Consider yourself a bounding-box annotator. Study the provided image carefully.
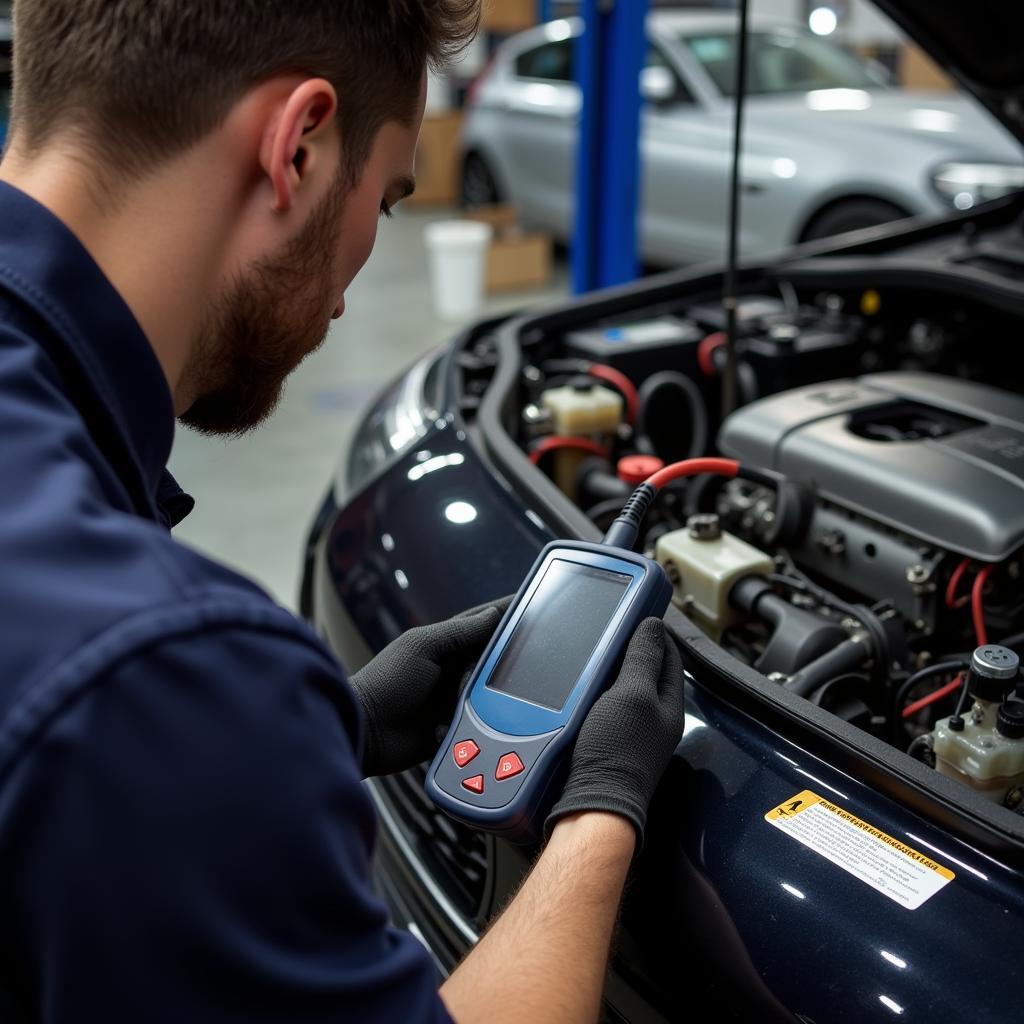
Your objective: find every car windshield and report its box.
[683,29,885,97]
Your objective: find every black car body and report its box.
[301,3,1024,1020]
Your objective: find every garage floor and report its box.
[168,207,567,610]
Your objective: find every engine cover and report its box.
[719,372,1024,560]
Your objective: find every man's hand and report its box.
[350,597,511,777]
[442,619,684,1024]
[545,617,684,843]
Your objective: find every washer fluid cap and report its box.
[617,455,664,486]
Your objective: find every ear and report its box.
[260,78,339,214]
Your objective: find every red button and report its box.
[495,752,525,781]
[453,739,480,768]
[462,775,484,794]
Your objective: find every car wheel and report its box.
[801,198,909,242]
[461,152,503,208]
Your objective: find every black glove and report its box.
[544,617,684,844]
[350,597,512,777]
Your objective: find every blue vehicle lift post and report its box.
[571,0,649,294]
[537,0,555,23]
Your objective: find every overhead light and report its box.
[809,6,838,36]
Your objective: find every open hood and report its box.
[873,0,1024,145]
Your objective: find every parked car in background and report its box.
[302,1,1024,1020]
[460,10,1023,264]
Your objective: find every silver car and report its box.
[460,10,1024,264]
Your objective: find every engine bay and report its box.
[504,266,1024,814]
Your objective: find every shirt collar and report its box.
[0,181,176,520]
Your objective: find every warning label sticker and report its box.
[765,790,955,910]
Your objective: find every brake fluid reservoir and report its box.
[933,646,1024,802]
[655,514,773,638]
[540,380,623,497]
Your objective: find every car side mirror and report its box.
[641,65,677,105]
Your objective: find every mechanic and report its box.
[0,2,685,1022]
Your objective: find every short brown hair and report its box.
[11,0,478,184]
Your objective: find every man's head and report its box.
[7,0,478,434]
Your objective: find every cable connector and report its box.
[602,483,657,551]
[600,458,744,550]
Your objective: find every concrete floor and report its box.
[168,207,567,610]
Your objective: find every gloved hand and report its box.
[545,617,684,844]
[350,597,512,777]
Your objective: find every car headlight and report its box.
[931,162,1024,210]
[340,348,446,500]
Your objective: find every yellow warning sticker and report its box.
[765,790,955,910]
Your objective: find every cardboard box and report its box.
[486,232,553,293]
[901,44,954,91]
[481,0,537,34]
[465,205,553,293]
[406,111,463,207]
[464,204,519,233]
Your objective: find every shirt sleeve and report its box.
[1,622,455,1024]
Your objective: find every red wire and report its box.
[902,674,964,719]
[528,436,609,466]
[698,332,727,377]
[586,363,638,425]
[945,557,971,609]
[645,457,740,492]
[972,564,995,645]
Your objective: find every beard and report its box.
[179,175,347,437]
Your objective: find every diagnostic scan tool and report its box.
[426,540,672,841]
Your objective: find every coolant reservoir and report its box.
[540,380,622,497]
[932,646,1024,802]
[655,514,773,638]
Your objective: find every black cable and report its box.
[784,633,873,697]
[635,371,709,462]
[890,659,969,738]
[722,0,750,418]
[948,670,973,729]
[711,346,759,406]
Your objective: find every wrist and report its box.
[547,810,637,861]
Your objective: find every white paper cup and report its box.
[424,220,493,322]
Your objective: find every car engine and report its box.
[513,284,1024,811]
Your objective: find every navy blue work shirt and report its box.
[0,182,453,1023]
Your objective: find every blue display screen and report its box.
[486,559,631,711]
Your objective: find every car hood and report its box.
[873,0,1024,145]
[739,90,1021,161]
